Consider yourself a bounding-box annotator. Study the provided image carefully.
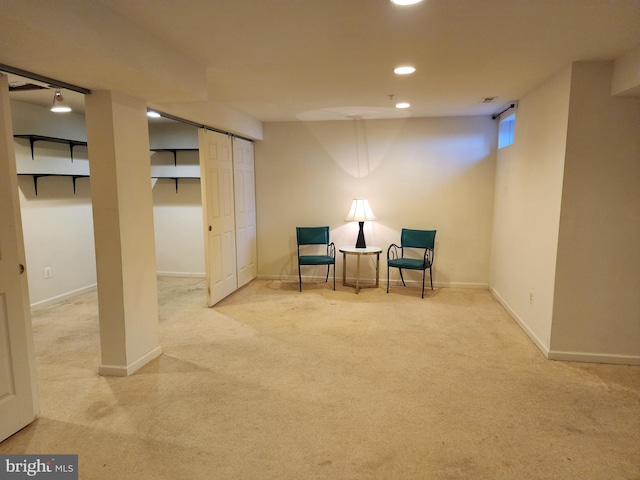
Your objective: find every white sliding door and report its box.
[199,129,237,306]
[233,137,257,288]
[0,74,38,441]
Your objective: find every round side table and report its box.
[339,246,383,293]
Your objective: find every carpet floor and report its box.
[1,277,639,479]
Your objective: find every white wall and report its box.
[489,66,572,353]
[255,116,498,287]
[490,61,640,364]
[148,122,205,277]
[148,121,198,149]
[12,100,96,307]
[152,178,204,276]
[551,62,640,362]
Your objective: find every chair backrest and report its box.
[401,228,436,249]
[296,226,330,246]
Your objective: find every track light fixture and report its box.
[50,88,71,113]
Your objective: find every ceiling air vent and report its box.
[481,97,496,104]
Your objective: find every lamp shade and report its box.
[344,198,377,222]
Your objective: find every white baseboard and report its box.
[99,345,163,377]
[388,280,488,289]
[490,287,640,366]
[257,274,487,289]
[548,350,640,366]
[489,286,551,357]
[157,271,206,278]
[30,283,97,311]
[434,282,488,289]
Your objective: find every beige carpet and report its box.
[1,277,639,479]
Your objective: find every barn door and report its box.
[198,129,237,306]
[233,137,257,288]
[0,74,38,442]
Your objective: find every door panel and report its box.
[233,138,257,288]
[210,234,223,285]
[199,129,237,306]
[0,295,16,402]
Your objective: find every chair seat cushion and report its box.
[299,255,334,265]
[388,258,429,270]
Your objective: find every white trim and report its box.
[257,274,332,282]
[156,271,206,278]
[490,287,640,365]
[30,283,97,310]
[489,286,551,357]
[433,282,488,289]
[388,279,488,289]
[99,345,163,377]
[548,350,640,366]
[258,274,487,289]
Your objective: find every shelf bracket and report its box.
[71,175,89,194]
[31,174,50,196]
[69,142,85,162]
[28,136,36,160]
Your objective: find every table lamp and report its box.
[345,198,377,248]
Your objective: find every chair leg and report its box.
[325,265,330,283]
[399,269,406,286]
[421,270,425,299]
[386,265,390,293]
[298,264,302,292]
[333,263,336,290]
[430,266,434,290]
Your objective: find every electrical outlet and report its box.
[44,267,52,279]
[529,290,534,305]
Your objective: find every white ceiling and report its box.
[2,0,640,123]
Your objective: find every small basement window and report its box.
[498,113,516,148]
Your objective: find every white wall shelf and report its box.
[150,148,200,193]
[18,173,89,196]
[152,176,200,193]
[14,134,87,162]
[150,148,198,166]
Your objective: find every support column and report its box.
[85,91,161,376]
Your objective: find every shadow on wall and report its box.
[301,118,404,178]
[301,118,491,180]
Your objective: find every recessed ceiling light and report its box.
[147,110,161,118]
[395,102,411,109]
[394,66,416,75]
[390,0,423,5]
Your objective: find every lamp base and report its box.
[355,221,367,248]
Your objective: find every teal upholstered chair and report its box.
[387,229,436,299]
[296,226,336,292]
